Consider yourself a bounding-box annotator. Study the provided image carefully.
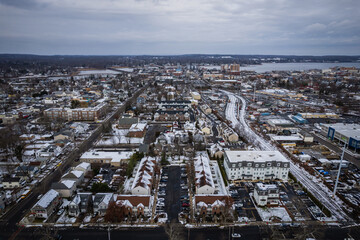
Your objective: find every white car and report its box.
[232,233,241,238]
[157,202,165,207]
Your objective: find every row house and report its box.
[131,157,158,195]
[194,154,215,195]
[218,123,238,143]
[154,110,190,122]
[195,195,232,217]
[116,195,151,217]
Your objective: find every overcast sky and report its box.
[0,0,359,55]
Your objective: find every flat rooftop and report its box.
[225,151,289,163]
[324,123,360,140]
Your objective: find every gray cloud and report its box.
[0,0,359,55]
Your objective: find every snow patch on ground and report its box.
[256,207,292,222]
[56,212,77,224]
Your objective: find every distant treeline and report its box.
[0,54,359,70]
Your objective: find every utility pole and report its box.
[253,83,256,102]
[333,143,346,197]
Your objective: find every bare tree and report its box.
[164,222,185,240]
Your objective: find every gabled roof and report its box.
[34,189,60,209]
[131,157,157,190]
[116,195,150,207]
[194,154,214,189]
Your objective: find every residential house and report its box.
[2,177,24,189]
[131,157,157,195]
[195,195,232,216]
[51,180,76,198]
[61,170,84,186]
[74,162,92,175]
[68,192,92,217]
[36,144,61,162]
[116,195,151,217]
[118,116,139,129]
[253,183,280,207]
[93,193,114,216]
[31,189,61,219]
[194,154,215,195]
[54,130,74,141]
[128,122,147,138]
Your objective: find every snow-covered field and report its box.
[222,90,352,223]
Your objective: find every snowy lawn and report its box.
[56,212,77,224]
[256,207,292,222]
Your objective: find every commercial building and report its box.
[224,151,290,181]
[80,150,133,166]
[322,123,360,150]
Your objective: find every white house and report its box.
[253,183,280,206]
[93,193,114,216]
[31,189,61,219]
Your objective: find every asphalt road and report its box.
[1,224,357,240]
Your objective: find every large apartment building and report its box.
[224,151,289,181]
[44,102,107,121]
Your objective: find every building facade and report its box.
[253,183,280,207]
[224,151,290,181]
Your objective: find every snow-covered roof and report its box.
[34,189,59,209]
[61,180,76,189]
[194,153,215,189]
[70,170,84,178]
[80,151,133,161]
[131,157,157,190]
[129,122,147,132]
[94,193,113,205]
[74,162,91,172]
[225,151,289,163]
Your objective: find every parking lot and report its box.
[155,165,190,223]
[229,182,261,221]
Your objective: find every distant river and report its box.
[241,62,360,73]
